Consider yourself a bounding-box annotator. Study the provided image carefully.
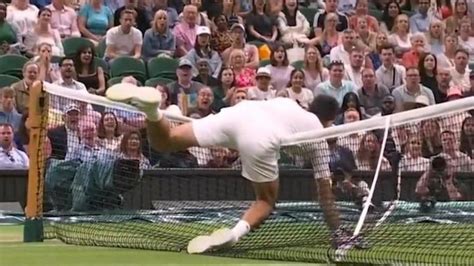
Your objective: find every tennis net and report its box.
[26,81,474,265]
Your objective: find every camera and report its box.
[420,156,451,212]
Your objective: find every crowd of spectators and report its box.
[0,0,472,188]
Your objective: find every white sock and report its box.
[231,220,250,240]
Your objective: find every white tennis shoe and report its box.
[106,83,162,117]
[187,228,238,254]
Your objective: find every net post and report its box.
[24,81,47,242]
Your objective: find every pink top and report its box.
[234,68,256,88]
[47,4,80,38]
[173,22,197,52]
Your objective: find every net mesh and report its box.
[34,82,474,264]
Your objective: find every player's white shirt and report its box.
[192,98,330,182]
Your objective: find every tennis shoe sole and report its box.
[106,84,162,108]
[187,228,237,254]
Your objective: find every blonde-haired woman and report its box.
[425,19,445,55]
[388,14,412,57]
[314,12,340,57]
[24,8,64,57]
[399,133,430,172]
[302,46,328,93]
[444,0,469,35]
[34,43,61,83]
[437,34,459,69]
[229,49,256,88]
[6,0,38,40]
[142,10,176,61]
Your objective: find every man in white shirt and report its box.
[0,123,29,169]
[450,48,470,93]
[247,68,276,100]
[375,44,406,91]
[105,9,143,60]
[53,57,88,109]
[343,48,364,87]
[46,0,81,39]
[329,29,356,66]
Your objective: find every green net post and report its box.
[23,219,44,242]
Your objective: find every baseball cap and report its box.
[256,67,271,78]
[196,26,211,36]
[469,71,474,79]
[415,95,430,106]
[230,23,245,32]
[447,86,463,98]
[383,95,395,103]
[64,103,80,114]
[178,58,193,68]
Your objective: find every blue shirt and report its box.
[315,80,357,106]
[409,12,431,33]
[0,109,22,133]
[142,28,176,61]
[79,4,113,36]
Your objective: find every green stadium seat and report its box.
[299,7,317,24]
[145,77,173,87]
[0,54,28,78]
[292,60,304,69]
[62,37,94,57]
[110,57,147,83]
[96,39,106,58]
[259,59,271,67]
[0,74,21,88]
[147,57,179,79]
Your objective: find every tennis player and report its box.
[106,84,365,253]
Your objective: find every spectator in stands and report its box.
[229,49,256,88]
[313,0,348,34]
[315,60,357,106]
[356,131,392,171]
[357,68,390,117]
[381,95,396,116]
[458,20,474,61]
[335,91,366,124]
[247,67,275,100]
[329,29,356,67]
[445,0,469,35]
[409,0,431,33]
[212,66,234,111]
[230,88,247,106]
[265,43,293,92]
[380,0,401,33]
[173,5,199,56]
[147,0,179,29]
[74,45,106,96]
[0,2,22,55]
[343,48,364,88]
[313,12,340,57]
[437,34,459,69]
[220,0,241,25]
[15,109,51,156]
[46,0,80,39]
[279,69,313,109]
[6,0,39,41]
[221,23,259,69]
[114,0,150,34]
[400,133,430,172]
[156,84,181,114]
[450,48,470,93]
[206,147,234,168]
[167,58,204,111]
[277,0,313,46]
[0,123,29,168]
[118,130,151,169]
[366,32,389,71]
[420,119,443,158]
[48,103,80,160]
[349,0,378,32]
[354,16,377,53]
[210,14,232,54]
[142,9,175,61]
[105,9,143,61]
[54,57,87,94]
[302,46,328,94]
[246,0,277,43]
[192,59,219,87]
[392,67,435,112]
[425,19,445,55]
[439,130,473,172]
[78,0,113,44]
[376,44,406,91]
[0,88,22,132]
[418,53,438,92]
[97,111,122,151]
[430,66,451,103]
[460,116,474,159]
[401,33,426,68]
[388,14,412,57]
[181,0,211,28]
[186,26,222,78]
[187,86,214,118]
[466,71,474,97]
[446,85,464,101]
[11,62,38,114]
[67,121,109,161]
[24,8,64,56]
[34,42,61,83]
[434,0,453,19]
